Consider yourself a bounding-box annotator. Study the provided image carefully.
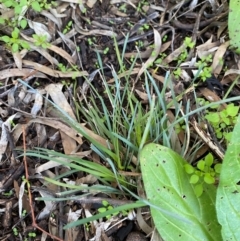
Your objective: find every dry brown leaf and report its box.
[211,41,229,76]
[12,52,22,70]
[135,89,148,101]
[162,45,183,64]
[0,68,47,80]
[65,209,82,241]
[46,83,77,154]
[124,41,171,59]
[28,19,52,41]
[199,87,227,110]
[47,44,75,64]
[86,0,97,8]
[41,10,62,29]
[31,92,43,118]
[45,84,76,119]
[0,114,17,162]
[136,29,162,81]
[224,68,240,75]
[22,60,88,78]
[107,68,140,83]
[19,39,59,66]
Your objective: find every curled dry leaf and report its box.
[41,10,62,30]
[47,44,76,64]
[0,114,17,162]
[136,29,162,81]
[211,41,229,76]
[31,92,43,118]
[86,0,97,8]
[19,37,59,66]
[22,60,88,78]
[12,52,22,70]
[45,83,76,120]
[0,68,47,80]
[28,20,52,42]
[66,209,82,241]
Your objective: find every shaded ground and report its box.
[0,0,237,240]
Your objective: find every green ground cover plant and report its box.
[140,114,240,240]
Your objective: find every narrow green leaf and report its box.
[140,143,222,241]
[216,114,240,240]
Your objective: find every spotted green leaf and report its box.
[140,143,222,241]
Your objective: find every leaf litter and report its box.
[0,0,238,240]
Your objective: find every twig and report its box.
[22,125,64,241]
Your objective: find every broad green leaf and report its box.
[194,184,203,197]
[205,113,220,123]
[226,104,239,117]
[184,163,194,174]
[204,173,215,184]
[205,153,213,166]
[190,174,199,184]
[12,43,19,52]
[31,1,41,12]
[140,143,222,241]
[197,160,205,171]
[216,114,240,240]
[229,1,240,53]
[214,163,222,174]
[20,19,27,29]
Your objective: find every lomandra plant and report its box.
[140,114,240,240]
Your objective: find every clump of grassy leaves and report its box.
[19,36,240,238]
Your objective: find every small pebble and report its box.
[126,231,147,241]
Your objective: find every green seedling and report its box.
[103,47,109,55]
[0,28,30,52]
[119,3,127,13]
[199,66,212,81]
[162,35,168,42]
[155,53,167,64]
[196,55,212,68]
[22,209,27,217]
[63,21,72,34]
[98,200,119,219]
[137,0,149,12]
[28,232,36,238]
[205,103,239,142]
[87,37,95,46]
[183,37,195,49]
[173,68,182,79]
[139,23,150,31]
[2,190,13,196]
[184,153,222,197]
[0,0,53,14]
[13,227,18,236]
[33,34,50,48]
[135,40,144,48]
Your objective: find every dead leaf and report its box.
[136,29,162,81]
[22,60,88,78]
